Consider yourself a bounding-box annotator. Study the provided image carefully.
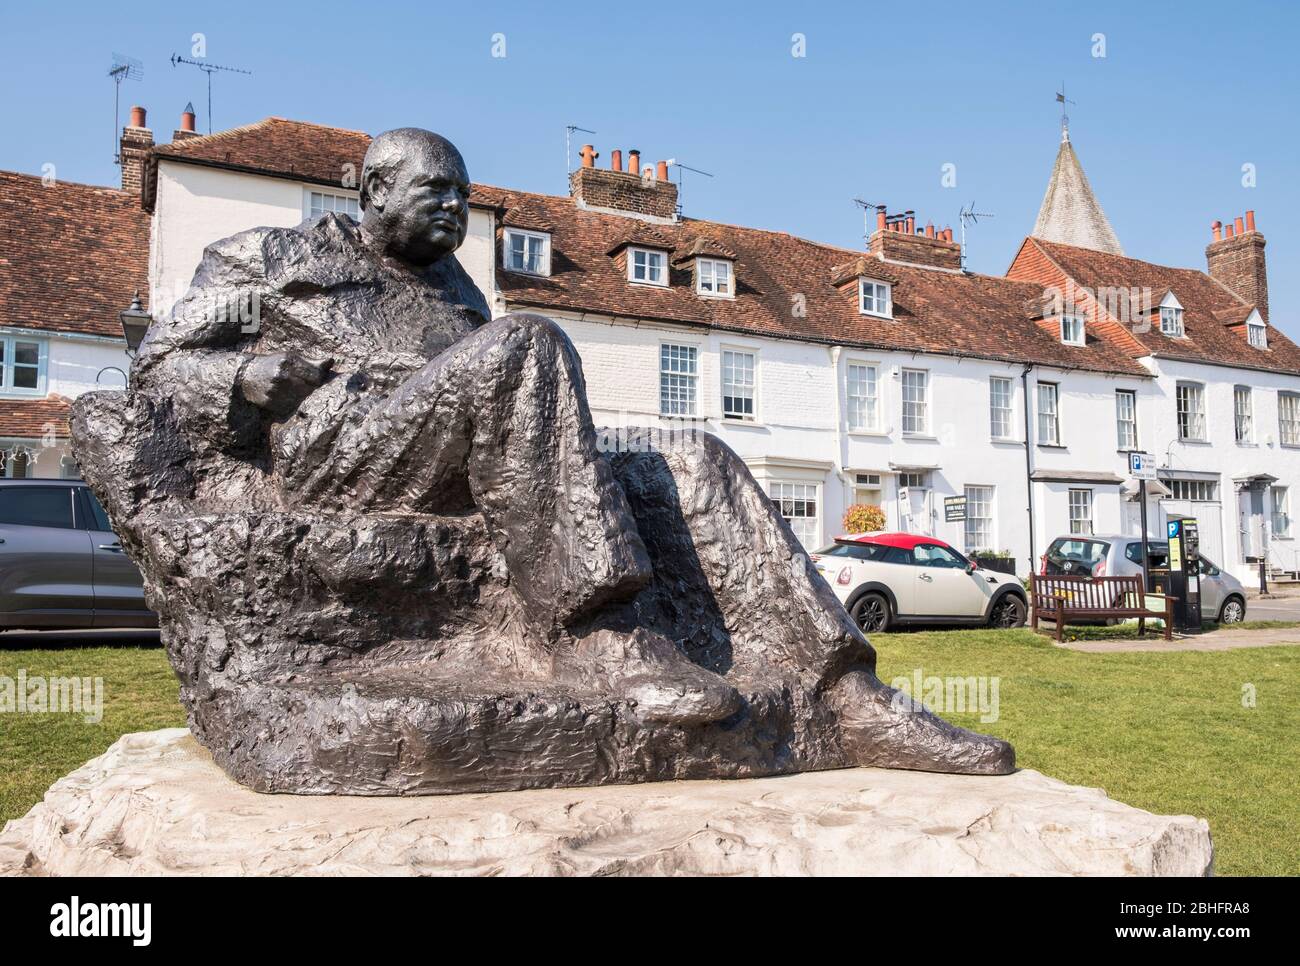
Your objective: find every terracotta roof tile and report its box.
[150,116,512,211]
[492,189,1149,377]
[0,394,71,438]
[0,171,148,339]
[1028,238,1300,374]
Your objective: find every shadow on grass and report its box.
[0,628,160,650]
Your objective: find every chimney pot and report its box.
[627,149,640,177]
[925,222,935,238]
[610,149,622,172]
[1225,223,1234,238]
[875,206,887,231]
[1212,220,1222,242]
[129,105,147,128]
[656,160,669,182]
[579,144,598,168]
[1234,215,1245,236]
[180,106,196,133]
[1246,210,1256,232]
[905,213,915,234]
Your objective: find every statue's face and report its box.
[371,144,470,267]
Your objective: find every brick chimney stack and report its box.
[1207,209,1268,321]
[119,105,153,196]
[569,143,678,220]
[869,207,961,270]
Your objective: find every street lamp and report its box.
[119,290,152,356]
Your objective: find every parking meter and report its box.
[1166,518,1202,634]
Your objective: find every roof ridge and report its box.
[265,116,371,137]
[0,168,134,197]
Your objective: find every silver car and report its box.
[1041,533,1246,623]
[0,479,155,630]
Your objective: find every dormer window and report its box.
[696,258,732,297]
[629,247,668,286]
[503,228,551,276]
[1246,310,1268,349]
[859,278,892,318]
[1060,315,1085,346]
[1158,292,1185,336]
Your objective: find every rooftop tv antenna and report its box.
[852,198,885,242]
[1055,83,1077,142]
[108,53,143,165]
[170,53,253,133]
[959,201,996,271]
[565,124,597,179]
[665,159,713,216]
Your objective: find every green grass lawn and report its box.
[2,632,1296,875]
[873,628,1300,876]
[0,646,185,828]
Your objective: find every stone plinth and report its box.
[0,729,1212,877]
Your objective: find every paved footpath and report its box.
[1062,626,1300,653]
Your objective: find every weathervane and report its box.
[1056,84,1076,142]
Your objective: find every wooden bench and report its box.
[1029,574,1173,642]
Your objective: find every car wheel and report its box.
[1219,596,1246,624]
[990,594,1027,628]
[850,592,891,633]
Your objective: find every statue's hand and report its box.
[240,353,333,417]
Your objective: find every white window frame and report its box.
[696,258,733,298]
[1037,382,1060,446]
[989,376,1014,440]
[1280,392,1300,448]
[305,188,360,221]
[1115,389,1137,450]
[502,228,551,277]
[1234,385,1254,444]
[0,335,49,397]
[858,278,893,319]
[1248,321,1268,349]
[964,485,995,553]
[1176,381,1207,442]
[1273,486,1291,538]
[769,480,820,550]
[720,347,756,421]
[846,361,881,433]
[1060,315,1085,346]
[629,247,668,287]
[901,368,930,435]
[1165,479,1218,502]
[659,343,698,417]
[853,472,884,508]
[1158,293,1185,337]
[1068,488,1094,536]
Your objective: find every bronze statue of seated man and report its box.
[71,128,1014,795]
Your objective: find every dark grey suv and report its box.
[0,479,155,630]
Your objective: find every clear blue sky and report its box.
[5,0,1298,336]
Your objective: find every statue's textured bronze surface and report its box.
[72,128,1014,794]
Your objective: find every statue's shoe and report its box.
[829,668,1016,776]
[563,626,742,726]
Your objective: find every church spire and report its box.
[1032,93,1123,255]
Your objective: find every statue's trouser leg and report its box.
[608,429,1015,775]
[285,313,652,626]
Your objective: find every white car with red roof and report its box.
[811,532,1028,633]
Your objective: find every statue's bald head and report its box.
[359,128,470,267]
